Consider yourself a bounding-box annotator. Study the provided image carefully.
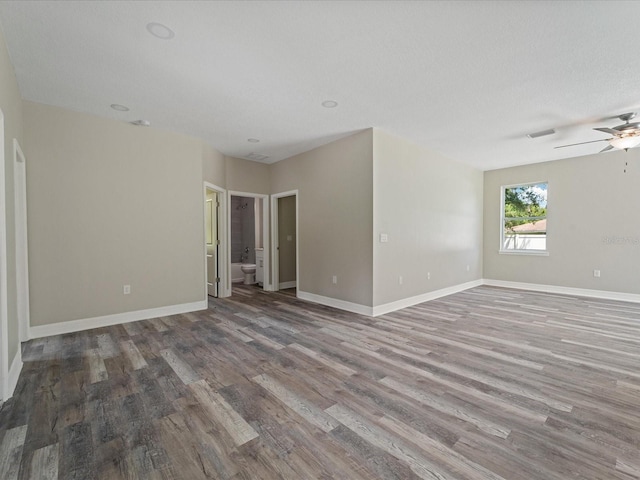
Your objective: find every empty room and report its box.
[0,1,639,479]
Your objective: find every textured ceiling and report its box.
[2,1,640,170]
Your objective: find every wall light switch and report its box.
[380,233,389,243]
[593,269,601,278]
[332,275,337,284]
[123,284,131,295]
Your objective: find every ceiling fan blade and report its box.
[599,144,614,153]
[594,127,621,135]
[554,138,610,149]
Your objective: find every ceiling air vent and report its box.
[246,153,270,162]
[526,128,555,139]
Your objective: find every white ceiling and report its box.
[2,1,640,170]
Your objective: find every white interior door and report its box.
[14,139,29,342]
[206,191,219,297]
[0,110,8,400]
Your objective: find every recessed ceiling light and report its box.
[322,100,338,108]
[146,22,175,40]
[110,104,129,112]
[247,138,260,143]
[130,119,151,127]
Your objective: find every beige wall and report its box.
[372,129,483,306]
[484,150,640,294]
[0,26,23,371]
[23,102,206,326]
[270,130,374,306]
[225,156,270,194]
[277,195,297,284]
[202,143,226,188]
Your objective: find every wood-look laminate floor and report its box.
[1,285,640,479]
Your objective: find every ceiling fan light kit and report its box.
[609,134,640,151]
[555,112,640,153]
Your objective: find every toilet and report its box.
[240,264,256,285]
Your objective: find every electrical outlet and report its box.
[427,272,431,280]
[123,284,131,295]
[466,264,470,272]
[332,275,337,284]
[399,275,403,285]
[593,269,600,278]
[380,233,388,243]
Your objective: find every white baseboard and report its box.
[6,348,22,400]
[297,290,373,316]
[298,280,483,317]
[279,281,297,290]
[482,279,640,304]
[372,280,483,316]
[29,300,208,339]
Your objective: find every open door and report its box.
[206,190,219,297]
[271,191,298,292]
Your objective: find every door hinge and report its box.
[215,277,221,283]
[216,240,221,245]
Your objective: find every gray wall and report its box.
[483,150,640,294]
[23,101,206,326]
[0,25,23,369]
[270,130,374,307]
[373,129,484,306]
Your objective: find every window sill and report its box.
[499,250,549,256]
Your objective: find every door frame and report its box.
[14,139,29,342]
[204,182,229,299]
[0,110,9,400]
[271,190,299,293]
[228,191,271,291]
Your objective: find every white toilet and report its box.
[240,264,256,285]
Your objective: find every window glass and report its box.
[502,182,547,251]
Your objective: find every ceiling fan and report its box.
[555,112,640,153]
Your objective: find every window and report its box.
[501,182,548,253]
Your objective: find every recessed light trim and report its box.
[247,138,260,143]
[110,104,129,112]
[130,119,151,127]
[146,22,175,40]
[322,100,338,108]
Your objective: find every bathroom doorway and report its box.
[271,191,298,292]
[228,191,270,293]
[204,182,228,299]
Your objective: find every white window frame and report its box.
[499,181,549,256]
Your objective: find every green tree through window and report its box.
[502,182,547,251]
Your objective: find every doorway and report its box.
[204,182,228,299]
[271,191,298,292]
[228,191,270,293]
